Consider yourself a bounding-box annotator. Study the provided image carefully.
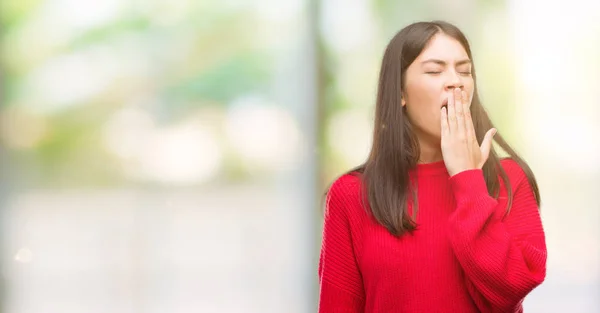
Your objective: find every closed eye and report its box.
[425,71,471,75]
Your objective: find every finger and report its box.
[462,90,475,142]
[441,106,449,138]
[454,88,466,136]
[479,128,497,165]
[464,90,472,109]
[447,90,457,132]
[462,90,470,114]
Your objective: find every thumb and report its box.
[479,128,497,165]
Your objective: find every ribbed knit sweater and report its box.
[318,159,547,313]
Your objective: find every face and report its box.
[402,33,474,140]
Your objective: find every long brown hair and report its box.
[330,20,540,237]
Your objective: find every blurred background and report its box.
[0,0,599,312]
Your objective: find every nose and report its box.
[444,70,464,91]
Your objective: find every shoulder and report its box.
[499,157,533,191]
[327,173,362,204]
[328,173,362,199]
[325,173,365,218]
[500,158,527,178]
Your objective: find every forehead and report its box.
[416,33,469,62]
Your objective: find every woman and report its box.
[318,21,547,313]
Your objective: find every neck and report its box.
[417,133,443,164]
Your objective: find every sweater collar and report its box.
[412,160,449,177]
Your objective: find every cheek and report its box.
[406,102,442,132]
[465,82,475,105]
[404,82,443,127]
[405,81,439,105]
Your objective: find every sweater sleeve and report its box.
[447,165,547,313]
[318,176,365,313]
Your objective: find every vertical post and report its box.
[0,8,7,313]
[272,0,323,310]
[308,0,325,309]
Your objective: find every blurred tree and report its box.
[0,1,275,187]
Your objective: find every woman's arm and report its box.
[447,163,547,313]
[318,177,365,313]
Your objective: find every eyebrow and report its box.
[421,58,472,66]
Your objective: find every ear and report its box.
[401,90,407,107]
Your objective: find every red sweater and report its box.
[318,159,547,313]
